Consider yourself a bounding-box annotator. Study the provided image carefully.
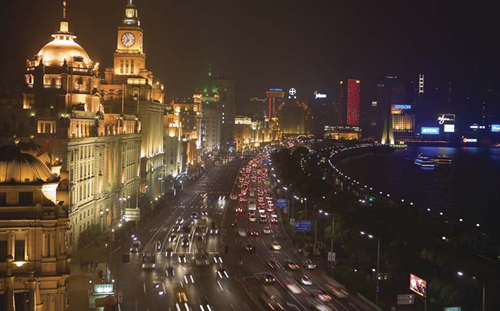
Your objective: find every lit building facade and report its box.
[101,1,166,205]
[0,146,70,311]
[277,91,313,136]
[324,125,361,140]
[0,4,144,250]
[335,79,360,126]
[378,75,405,144]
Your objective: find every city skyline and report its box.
[2,0,500,106]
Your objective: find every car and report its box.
[209,228,218,234]
[165,266,176,277]
[168,234,177,242]
[236,206,243,213]
[191,212,199,219]
[181,238,189,247]
[307,299,333,311]
[217,268,230,279]
[249,214,257,222]
[176,217,184,225]
[285,279,302,294]
[271,213,278,218]
[267,206,274,212]
[270,242,282,250]
[250,229,259,236]
[315,290,332,302]
[238,229,247,237]
[304,259,317,270]
[263,227,272,234]
[130,241,141,252]
[245,243,255,252]
[178,254,187,264]
[262,273,276,284]
[201,211,208,216]
[230,194,238,200]
[267,260,278,269]
[260,216,267,223]
[270,218,278,224]
[286,260,299,270]
[259,207,266,214]
[165,247,174,258]
[298,274,313,286]
[172,225,181,232]
[327,285,348,298]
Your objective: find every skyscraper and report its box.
[377,75,405,144]
[335,79,361,126]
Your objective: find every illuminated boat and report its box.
[414,154,435,168]
[432,155,452,166]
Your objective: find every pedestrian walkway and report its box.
[68,244,109,311]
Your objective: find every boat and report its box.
[414,154,435,168]
[432,155,452,166]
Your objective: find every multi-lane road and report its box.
[111,155,374,311]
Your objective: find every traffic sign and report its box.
[276,199,287,209]
[327,252,336,262]
[375,286,380,293]
[397,294,415,305]
[294,220,311,232]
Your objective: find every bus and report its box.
[142,253,156,269]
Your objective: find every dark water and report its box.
[336,146,500,236]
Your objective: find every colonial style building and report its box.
[100,1,166,204]
[0,3,142,250]
[0,145,70,311]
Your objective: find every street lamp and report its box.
[319,210,335,273]
[360,231,381,306]
[457,271,485,311]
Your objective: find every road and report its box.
[111,154,374,311]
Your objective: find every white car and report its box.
[286,279,302,294]
[304,259,316,269]
[238,229,247,237]
[298,274,313,286]
[249,214,257,222]
[263,227,272,234]
[270,242,281,250]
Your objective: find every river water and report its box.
[336,146,500,236]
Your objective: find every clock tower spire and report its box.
[113,0,145,76]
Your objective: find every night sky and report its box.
[1,0,500,111]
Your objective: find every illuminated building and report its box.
[0,3,143,249]
[335,79,360,126]
[0,146,70,311]
[216,78,236,149]
[377,75,405,144]
[310,91,333,137]
[201,65,221,152]
[324,125,361,140]
[169,96,203,172]
[163,110,182,177]
[265,89,285,119]
[391,105,415,133]
[101,0,166,206]
[277,89,313,136]
[234,117,252,152]
[247,97,267,118]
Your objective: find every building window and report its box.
[0,193,6,206]
[131,59,134,73]
[18,192,33,206]
[0,240,7,262]
[15,240,25,261]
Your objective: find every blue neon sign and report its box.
[421,127,440,135]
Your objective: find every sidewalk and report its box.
[68,244,109,311]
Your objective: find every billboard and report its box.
[421,127,440,135]
[314,92,327,99]
[437,114,455,125]
[409,274,427,298]
[491,124,500,132]
[444,124,455,133]
[394,104,412,110]
[463,138,477,143]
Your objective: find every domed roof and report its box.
[37,35,92,68]
[0,146,56,184]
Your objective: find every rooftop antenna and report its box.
[62,1,67,20]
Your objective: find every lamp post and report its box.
[360,231,381,306]
[457,271,485,311]
[319,210,335,272]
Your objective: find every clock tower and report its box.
[114,0,145,76]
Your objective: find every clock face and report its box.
[121,32,135,47]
